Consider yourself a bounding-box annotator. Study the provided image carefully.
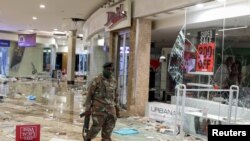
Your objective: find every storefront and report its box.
[183,0,250,101]
[146,0,250,138]
[83,0,220,116]
[83,0,132,109]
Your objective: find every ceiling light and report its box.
[217,0,226,3]
[196,4,204,8]
[78,34,84,38]
[187,33,191,35]
[40,4,45,8]
[54,28,58,31]
[97,38,104,46]
[32,17,37,20]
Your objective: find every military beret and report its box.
[103,62,113,68]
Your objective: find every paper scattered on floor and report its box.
[113,128,139,135]
[27,95,36,100]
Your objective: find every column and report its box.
[67,30,77,84]
[128,18,152,116]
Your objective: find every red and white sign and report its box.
[16,124,40,141]
[195,42,215,72]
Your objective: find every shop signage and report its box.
[105,4,127,28]
[195,30,215,72]
[16,124,40,141]
[105,0,131,31]
[0,39,10,47]
[18,33,36,47]
[148,102,176,123]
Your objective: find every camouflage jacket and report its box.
[85,74,119,115]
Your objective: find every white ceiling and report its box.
[0,0,107,36]
[1,0,249,47]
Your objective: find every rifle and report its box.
[80,112,90,140]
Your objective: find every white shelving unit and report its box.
[187,71,214,99]
[174,84,239,140]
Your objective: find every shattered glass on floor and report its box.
[0,79,203,141]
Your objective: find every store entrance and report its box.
[43,48,51,72]
[117,32,130,108]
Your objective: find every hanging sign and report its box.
[18,33,36,47]
[0,39,10,47]
[16,124,40,141]
[196,42,215,72]
[195,30,216,73]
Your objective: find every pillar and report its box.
[67,30,77,84]
[128,18,152,116]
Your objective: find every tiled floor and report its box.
[0,80,200,141]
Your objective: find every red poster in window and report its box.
[16,124,40,141]
[195,42,215,72]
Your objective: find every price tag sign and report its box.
[16,124,40,141]
[195,42,215,72]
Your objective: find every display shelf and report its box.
[185,111,226,122]
[187,83,213,88]
[175,84,240,140]
[187,71,213,75]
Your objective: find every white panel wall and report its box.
[83,8,106,40]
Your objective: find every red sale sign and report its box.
[16,124,40,141]
[195,42,215,72]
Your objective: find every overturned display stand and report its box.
[174,84,244,140]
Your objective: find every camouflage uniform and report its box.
[84,74,119,141]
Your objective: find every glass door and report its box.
[43,48,51,72]
[77,54,88,75]
[0,48,9,76]
[117,32,130,108]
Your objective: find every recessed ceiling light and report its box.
[54,28,58,31]
[78,34,84,37]
[40,4,46,8]
[196,4,204,8]
[217,0,226,2]
[32,16,37,20]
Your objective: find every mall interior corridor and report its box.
[0,78,199,141]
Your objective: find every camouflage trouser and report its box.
[85,112,117,141]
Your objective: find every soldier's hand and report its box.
[85,111,91,116]
[116,111,121,118]
[115,106,121,118]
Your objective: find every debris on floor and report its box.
[56,132,67,135]
[113,128,139,135]
[0,80,203,141]
[27,95,36,100]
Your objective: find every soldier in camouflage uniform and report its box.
[84,62,120,141]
